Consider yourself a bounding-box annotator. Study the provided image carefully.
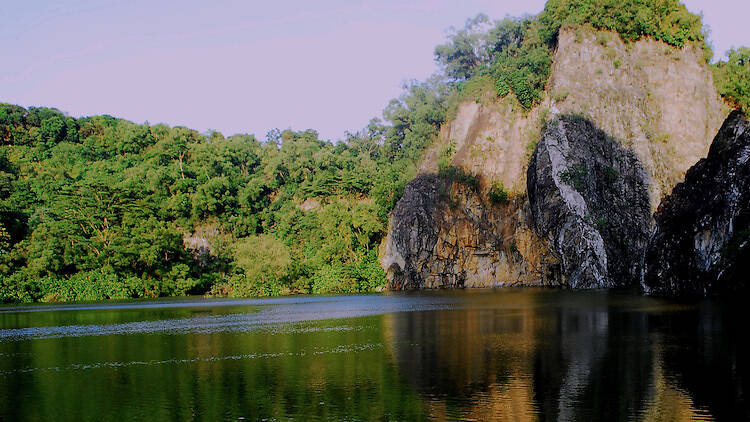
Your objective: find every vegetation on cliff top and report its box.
[1,0,748,302]
[436,0,712,110]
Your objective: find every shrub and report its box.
[713,48,750,112]
[488,181,510,204]
[559,164,589,191]
[439,166,480,191]
[538,0,706,49]
[225,234,292,296]
[437,140,456,172]
[490,43,553,109]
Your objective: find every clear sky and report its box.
[1,0,748,141]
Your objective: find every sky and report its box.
[1,0,748,142]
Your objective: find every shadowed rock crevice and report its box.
[645,111,750,296]
[527,115,651,288]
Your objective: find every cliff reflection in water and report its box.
[382,290,747,421]
[0,291,746,421]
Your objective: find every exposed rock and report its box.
[381,26,728,290]
[297,197,321,212]
[421,98,538,194]
[548,28,729,211]
[383,174,559,290]
[183,225,219,266]
[419,26,729,210]
[644,111,750,296]
[527,116,651,288]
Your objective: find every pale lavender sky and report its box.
[1,0,747,141]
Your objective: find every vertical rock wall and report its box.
[645,111,750,295]
[383,175,559,289]
[527,116,651,288]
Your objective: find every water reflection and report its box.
[383,290,748,421]
[0,291,747,421]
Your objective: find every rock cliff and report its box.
[384,174,559,289]
[381,26,729,290]
[644,111,750,295]
[528,116,651,288]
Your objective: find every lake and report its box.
[0,289,747,421]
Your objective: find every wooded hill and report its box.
[1,0,748,302]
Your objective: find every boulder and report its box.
[645,111,750,295]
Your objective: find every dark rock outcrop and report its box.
[527,115,651,288]
[645,111,750,296]
[383,174,559,290]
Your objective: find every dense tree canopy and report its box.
[0,78,451,302]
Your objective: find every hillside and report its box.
[0,82,448,302]
[1,0,749,302]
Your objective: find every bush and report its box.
[538,0,706,49]
[230,234,292,294]
[309,249,387,294]
[488,181,510,204]
[439,166,480,191]
[437,140,456,172]
[713,48,750,112]
[559,164,589,191]
[210,273,285,298]
[490,43,553,109]
[44,269,133,302]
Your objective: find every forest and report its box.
[1,0,748,302]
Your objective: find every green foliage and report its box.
[222,235,292,296]
[437,140,456,172]
[538,0,706,49]
[435,15,525,81]
[713,48,750,112]
[490,43,553,109]
[488,181,510,204]
[436,15,551,110]
[559,164,589,191]
[435,0,711,111]
[0,0,726,302]
[439,166,480,191]
[0,68,447,302]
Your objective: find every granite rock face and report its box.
[645,111,750,296]
[527,116,651,288]
[381,27,728,291]
[383,175,559,290]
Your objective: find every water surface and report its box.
[0,290,746,421]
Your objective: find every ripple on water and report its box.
[0,294,459,341]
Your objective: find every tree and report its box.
[713,48,750,112]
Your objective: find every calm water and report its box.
[0,290,747,421]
